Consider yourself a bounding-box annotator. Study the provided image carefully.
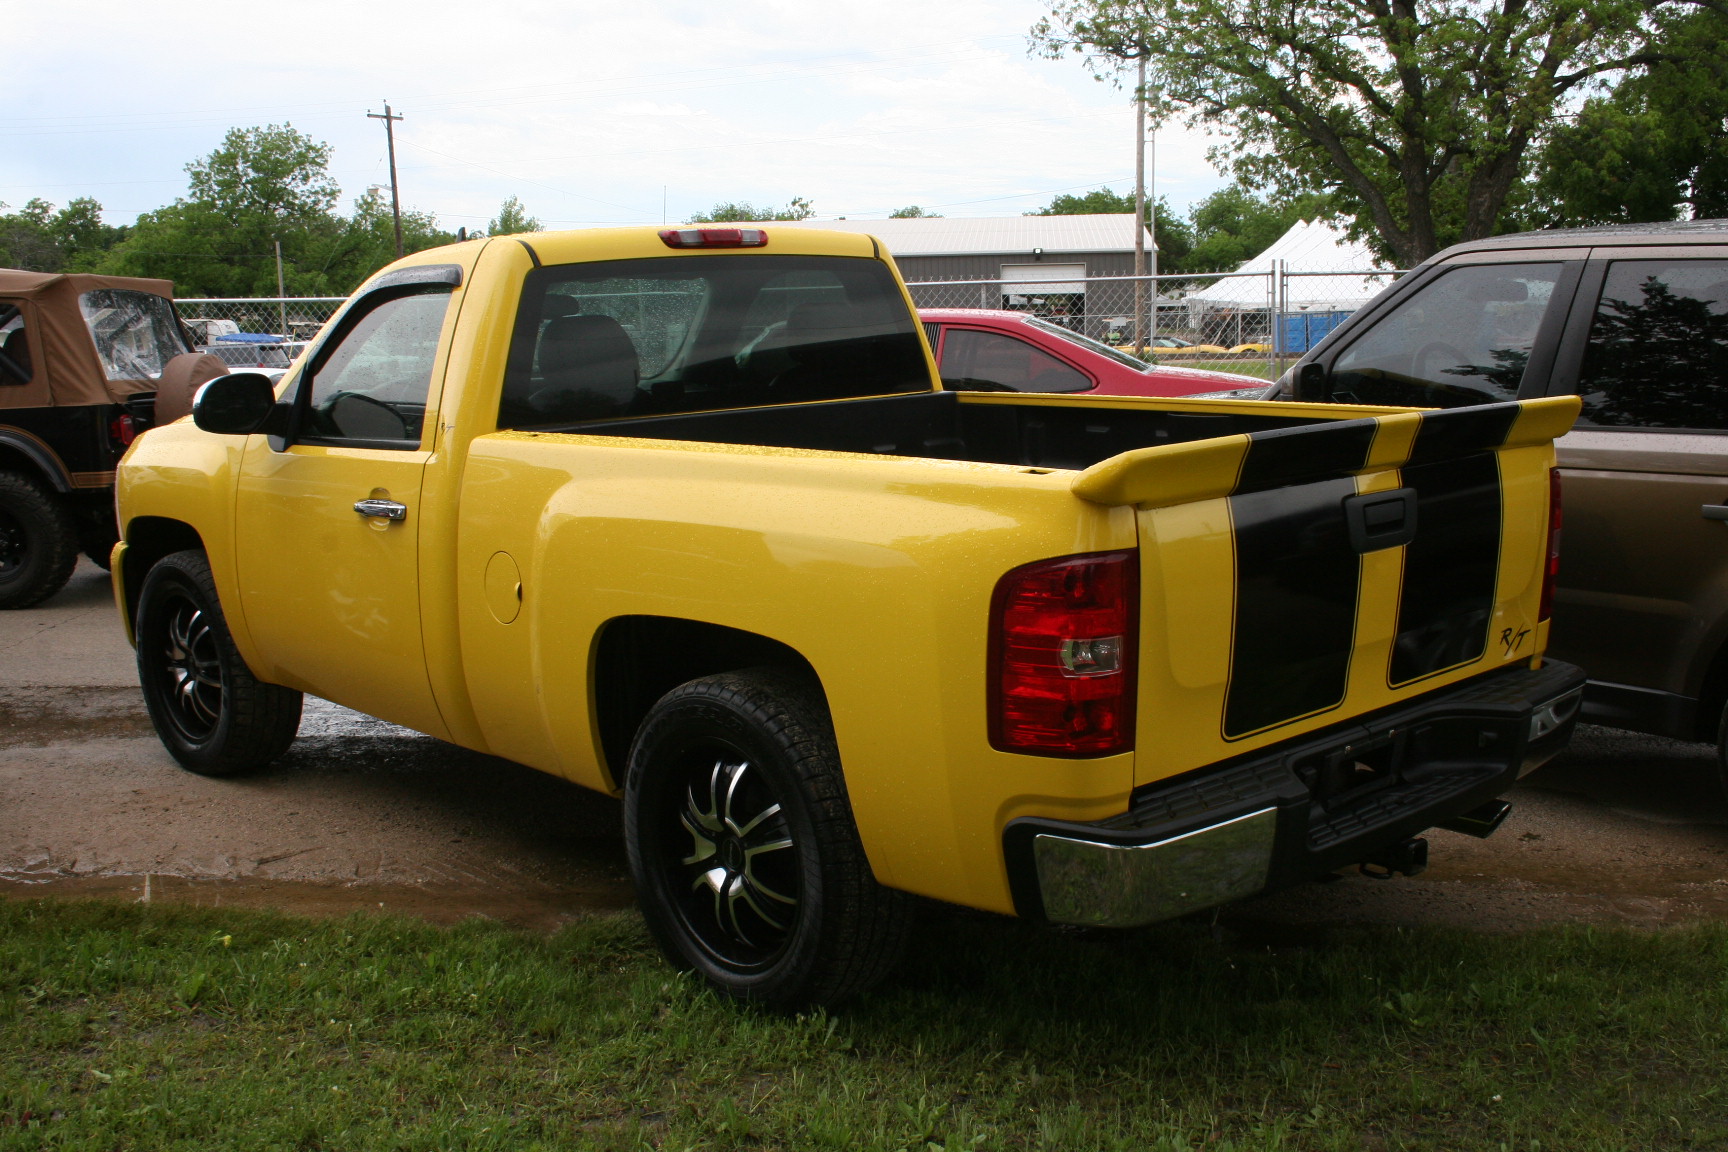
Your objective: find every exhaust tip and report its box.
[1437,799,1513,840]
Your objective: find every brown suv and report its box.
[1275,220,1728,781]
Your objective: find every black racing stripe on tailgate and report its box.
[1404,403,1519,466]
[1224,476,1362,739]
[1389,449,1503,686]
[1233,418,1377,495]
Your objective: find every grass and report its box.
[3,900,1727,1150]
[1156,358,1285,381]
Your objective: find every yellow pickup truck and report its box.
[114,225,1584,1006]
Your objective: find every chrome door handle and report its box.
[353,498,407,521]
[1703,505,1728,522]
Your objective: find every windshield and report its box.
[500,254,928,427]
[1025,316,1150,371]
[79,289,187,381]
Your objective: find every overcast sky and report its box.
[4,0,1234,231]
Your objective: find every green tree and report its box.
[888,205,942,218]
[98,125,453,296]
[304,189,457,294]
[1031,1,1716,266]
[487,196,543,235]
[0,197,126,272]
[689,196,815,222]
[1029,186,1195,272]
[1182,185,1335,271]
[1533,6,1728,223]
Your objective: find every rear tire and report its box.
[135,549,302,776]
[0,470,79,609]
[1715,701,1728,809]
[79,517,120,571]
[623,669,911,1008]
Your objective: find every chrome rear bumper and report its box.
[1005,660,1586,927]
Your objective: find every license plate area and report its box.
[1296,732,1405,811]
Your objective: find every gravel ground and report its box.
[4,559,1727,931]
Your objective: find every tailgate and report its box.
[1071,397,1580,788]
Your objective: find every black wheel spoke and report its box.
[656,749,801,969]
[152,593,225,743]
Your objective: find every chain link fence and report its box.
[176,264,1406,380]
[176,297,346,346]
[907,264,1407,379]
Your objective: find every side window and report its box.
[1327,263,1564,408]
[0,302,29,385]
[1576,259,1728,430]
[302,287,452,445]
[939,328,1092,393]
[78,290,187,382]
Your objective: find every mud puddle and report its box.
[6,686,1728,932]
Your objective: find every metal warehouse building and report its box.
[775,213,1152,296]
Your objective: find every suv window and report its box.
[1325,263,1564,408]
[940,328,1092,393]
[1576,259,1728,429]
[0,302,29,385]
[303,287,453,445]
[78,290,188,382]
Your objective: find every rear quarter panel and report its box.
[453,433,1140,914]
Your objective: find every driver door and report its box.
[231,279,457,738]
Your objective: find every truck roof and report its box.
[1434,218,1728,261]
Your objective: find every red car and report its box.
[919,308,1268,399]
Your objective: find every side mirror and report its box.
[1294,361,1330,401]
[192,372,282,436]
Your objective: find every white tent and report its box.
[1184,219,1397,311]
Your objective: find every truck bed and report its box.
[558,390,1331,472]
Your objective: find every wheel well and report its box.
[120,517,204,627]
[1689,641,1728,744]
[593,615,822,785]
[0,442,66,493]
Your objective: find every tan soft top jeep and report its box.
[0,269,224,607]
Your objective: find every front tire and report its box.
[623,669,911,1008]
[0,470,78,609]
[135,549,302,776]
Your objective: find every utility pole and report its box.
[1132,56,1148,353]
[274,239,287,337]
[367,102,405,258]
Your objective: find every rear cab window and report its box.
[1575,259,1728,429]
[1321,263,1567,408]
[499,254,929,428]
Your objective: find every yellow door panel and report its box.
[233,441,447,739]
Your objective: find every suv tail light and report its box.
[988,550,1138,757]
[1539,468,1562,621]
[658,227,769,249]
[109,413,137,447]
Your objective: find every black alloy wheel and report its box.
[665,748,801,972]
[154,588,224,745]
[624,669,911,1008]
[135,549,303,776]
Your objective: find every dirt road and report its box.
[4,559,1727,931]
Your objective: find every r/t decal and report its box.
[1500,626,1531,656]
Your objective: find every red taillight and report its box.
[658,227,769,249]
[988,550,1138,757]
[109,414,137,447]
[1539,468,1562,621]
